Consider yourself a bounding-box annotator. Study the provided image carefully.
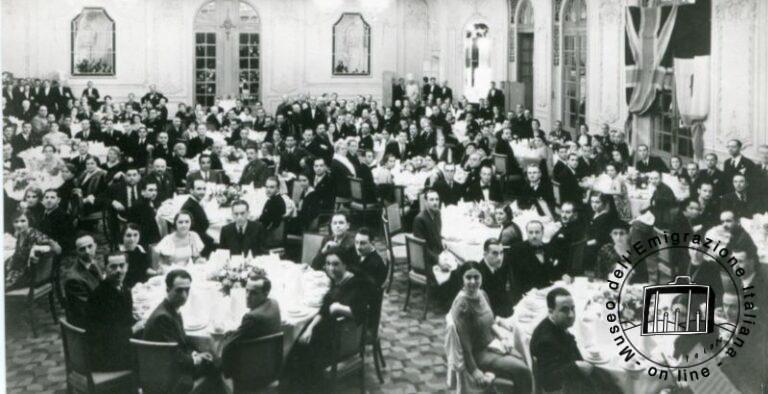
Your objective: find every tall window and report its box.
[653,88,694,158]
[195,32,217,107]
[561,0,587,132]
[193,0,260,106]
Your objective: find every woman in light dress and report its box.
[156,211,205,266]
[36,144,66,176]
[592,162,632,222]
[41,122,69,149]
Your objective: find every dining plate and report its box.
[185,322,207,331]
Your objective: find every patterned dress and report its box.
[5,228,55,290]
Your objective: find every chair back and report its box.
[349,177,364,202]
[265,220,285,248]
[130,338,182,394]
[226,333,284,392]
[32,254,54,288]
[301,233,325,265]
[60,319,90,378]
[393,185,406,208]
[551,180,561,205]
[405,235,428,275]
[493,153,508,176]
[384,203,402,235]
[333,316,365,362]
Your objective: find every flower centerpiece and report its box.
[214,184,243,208]
[10,169,32,192]
[213,263,267,296]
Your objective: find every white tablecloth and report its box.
[509,277,673,393]
[132,256,329,357]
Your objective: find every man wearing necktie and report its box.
[186,154,225,190]
[62,235,103,327]
[219,200,265,256]
[720,173,760,219]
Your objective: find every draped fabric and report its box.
[624,2,679,115]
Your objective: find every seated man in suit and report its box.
[144,158,176,203]
[412,188,445,270]
[239,144,271,188]
[220,272,282,377]
[351,227,388,288]
[583,193,618,274]
[720,173,761,219]
[695,181,721,231]
[698,153,728,198]
[62,234,103,328]
[554,152,583,207]
[464,164,503,203]
[478,238,514,317]
[311,212,356,270]
[39,188,75,254]
[181,179,215,257]
[126,180,162,248]
[258,177,286,233]
[219,199,264,256]
[85,253,144,372]
[511,221,562,298]
[648,170,677,229]
[432,163,463,206]
[518,163,556,215]
[144,269,218,393]
[310,157,335,212]
[531,288,599,393]
[633,144,669,174]
[548,201,586,275]
[186,153,227,190]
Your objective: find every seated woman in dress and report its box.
[5,211,62,291]
[37,144,65,176]
[41,122,69,149]
[19,187,45,227]
[121,223,159,289]
[595,220,630,280]
[155,211,205,266]
[592,162,631,222]
[282,249,369,393]
[669,155,685,178]
[428,134,455,164]
[448,262,531,392]
[494,208,523,248]
[57,163,79,217]
[77,156,107,219]
[101,146,127,186]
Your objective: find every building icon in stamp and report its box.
[641,276,715,336]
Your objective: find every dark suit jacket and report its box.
[518,181,556,214]
[143,299,196,392]
[412,210,443,267]
[238,159,272,188]
[187,136,214,158]
[510,242,560,296]
[85,282,135,372]
[39,207,75,252]
[74,129,103,143]
[10,133,38,155]
[219,220,265,256]
[310,232,356,270]
[330,159,354,199]
[220,299,282,377]
[125,199,161,247]
[186,170,227,188]
[279,147,308,175]
[350,250,388,288]
[258,194,286,231]
[310,173,335,211]
[62,260,102,328]
[464,179,504,203]
[432,175,464,206]
[697,168,728,197]
[487,88,505,110]
[384,141,413,161]
[720,191,760,219]
[577,156,600,178]
[723,156,757,191]
[478,259,514,317]
[553,162,582,205]
[634,155,669,173]
[530,317,584,392]
[145,171,175,203]
[81,87,100,108]
[168,155,190,188]
[4,156,25,171]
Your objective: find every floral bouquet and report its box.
[224,146,245,163]
[467,201,499,227]
[213,264,267,296]
[620,284,645,326]
[214,184,243,208]
[10,169,32,192]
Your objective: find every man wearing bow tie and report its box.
[219,200,265,256]
[464,165,503,203]
[511,221,561,296]
[519,163,556,215]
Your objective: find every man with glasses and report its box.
[85,253,143,372]
[62,234,103,327]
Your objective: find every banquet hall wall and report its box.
[3,0,768,158]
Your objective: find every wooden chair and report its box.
[382,204,408,293]
[349,177,381,228]
[301,233,325,265]
[6,254,57,337]
[385,202,408,246]
[392,185,407,209]
[325,316,367,394]
[403,235,435,320]
[130,338,204,394]
[60,319,136,394]
[223,332,284,393]
[365,286,387,383]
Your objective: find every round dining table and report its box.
[132,255,330,359]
